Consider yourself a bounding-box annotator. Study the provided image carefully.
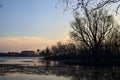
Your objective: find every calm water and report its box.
[0,57,120,80]
[0,73,70,80]
[0,57,61,66]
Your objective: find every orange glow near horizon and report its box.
[0,36,69,52]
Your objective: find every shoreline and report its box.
[44,55,120,67]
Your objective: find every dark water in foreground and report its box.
[0,57,120,80]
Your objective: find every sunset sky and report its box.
[0,0,73,52]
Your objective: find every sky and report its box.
[0,0,120,53]
[0,0,73,52]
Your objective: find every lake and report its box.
[0,57,120,80]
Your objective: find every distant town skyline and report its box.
[0,0,72,52]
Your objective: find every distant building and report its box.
[21,50,36,56]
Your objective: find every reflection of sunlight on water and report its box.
[0,73,70,80]
[0,57,39,66]
[0,57,62,66]
[0,59,37,66]
[0,57,71,80]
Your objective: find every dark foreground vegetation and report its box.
[44,53,120,66]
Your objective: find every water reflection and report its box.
[37,59,63,67]
[0,73,69,80]
[0,57,63,66]
[0,58,120,80]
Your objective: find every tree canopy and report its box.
[57,0,120,12]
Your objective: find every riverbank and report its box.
[44,53,120,66]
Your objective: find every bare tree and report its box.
[70,9,117,54]
[51,45,58,55]
[57,0,120,13]
[106,27,120,53]
[56,0,120,54]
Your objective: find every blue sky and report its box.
[0,0,73,52]
[0,0,72,37]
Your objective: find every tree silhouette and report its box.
[70,9,119,54]
[57,0,120,12]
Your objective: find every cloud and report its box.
[0,35,69,52]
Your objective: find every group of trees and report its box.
[69,0,120,55]
[70,9,120,54]
[39,0,120,59]
[39,42,77,57]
